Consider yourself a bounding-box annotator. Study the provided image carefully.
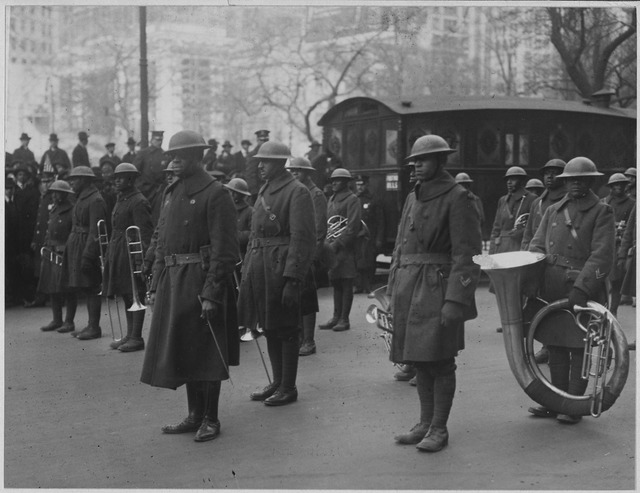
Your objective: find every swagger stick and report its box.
[198,296,233,386]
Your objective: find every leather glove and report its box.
[80,257,93,275]
[568,287,589,309]
[441,301,465,329]
[200,299,218,321]
[281,279,300,308]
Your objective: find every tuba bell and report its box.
[474,251,629,417]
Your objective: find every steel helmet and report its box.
[48,180,74,193]
[455,172,473,183]
[525,178,544,190]
[406,135,455,161]
[113,163,140,176]
[254,141,291,160]
[286,156,315,171]
[624,167,637,178]
[223,178,251,196]
[540,159,566,172]
[504,166,528,178]
[607,173,630,185]
[556,157,603,178]
[68,166,96,179]
[166,130,211,153]
[330,168,352,180]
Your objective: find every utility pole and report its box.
[139,6,149,148]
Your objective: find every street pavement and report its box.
[4,285,637,490]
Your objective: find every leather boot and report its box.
[299,314,316,356]
[251,335,282,400]
[119,309,145,352]
[111,308,132,350]
[77,294,102,340]
[194,381,222,442]
[333,280,353,331]
[265,336,299,406]
[162,382,204,434]
[319,282,342,330]
[40,295,63,331]
[416,426,449,452]
[250,382,279,401]
[395,422,430,445]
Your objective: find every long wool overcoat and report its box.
[387,170,482,363]
[102,188,154,296]
[62,184,108,289]
[489,188,536,254]
[238,170,315,333]
[38,200,73,294]
[529,191,615,347]
[140,167,240,389]
[521,186,566,250]
[326,188,361,279]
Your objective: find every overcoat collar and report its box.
[330,188,353,203]
[508,187,527,202]
[539,186,566,203]
[51,201,73,215]
[605,194,632,206]
[415,169,457,202]
[78,184,100,201]
[261,169,295,195]
[235,200,249,212]
[557,190,601,212]
[181,166,214,196]
[116,187,142,201]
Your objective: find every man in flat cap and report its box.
[122,137,138,164]
[40,133,71,174]
[100,142,121,168]
[72,131,91,168]
[133,130,167,226]
[245,129,270,202]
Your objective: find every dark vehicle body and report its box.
[317,95,636,251]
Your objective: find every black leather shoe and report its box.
[119,337,145,352]
[528,406,557,418]
[557,414,582,425]
[40,320,63,332]
[332,320,350,332]
[110,336,130,350]
[416,426,449,452]
[395,422,430,445]
[318,317,339,330]
[194,418,221,442]
[250,382,279,401]
[76,326,102,340]
[162,416,203,434]
[57,322,75,334]
[264,388,298,406]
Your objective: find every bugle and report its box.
[125,226,147,311]
[474,251,629,417]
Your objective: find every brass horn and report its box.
[97,219,124,341]
[326,215,348,241]
[125,226,147,312]
[474,251,629,417]
[512,213,530,232]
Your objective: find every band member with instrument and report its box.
[223,178,253,260]
[354,174,384,294]
[38,180,78,333]
[102,163,154,352]
[61,166,108,339]
[318,168,361,332]
[527,157,615,424]
[389,135,481,453]
[287,156,327,356]
[601,173,634,316]
[141,131,239,442]
[238,142,315,406]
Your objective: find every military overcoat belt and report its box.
[164,253,202,266]
[250,236,290,248]
[72,226,90,233]
[544,254,585,271]
[398,253,452,266]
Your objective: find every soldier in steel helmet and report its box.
[286,156,327,356]
[527,157,615,425]
[454,172,485,230]
[38,180,78,333]
[318,168,361,333]
[389,134,481,453]
[140,130,239,443]
[601,173,634,316]
[61,166,108,339]
[525,178,545,197]
[624,167,636,199]
[238,141,315,406]
[245,129,270,202]
[223,177,253,259]
[102,163,154,352]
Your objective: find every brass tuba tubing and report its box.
[125,226,146,312]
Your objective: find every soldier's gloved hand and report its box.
[281,279,300,308]
[568,288,589,310]
[440,301,464,329]
[147,292,156,306]
[80,257,93,275]
[200,299,218,321]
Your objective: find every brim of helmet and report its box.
[556,171,604,178]
[48,188,75,193]
[330,176,353,181]
[113,171,140,176]
[254,153,291,160]
[286,166,316,171]
[223,184,251,196]
[539,165,566,172]
[68,173,98,179]
[405,149,456,161]
[608,180,630,185]
[165,143,211,154]
[456,179,473,183]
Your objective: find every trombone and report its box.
[97,219,124,342]
[125,226,147,312]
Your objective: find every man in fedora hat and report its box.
[61,166,108,340]
[122,137,138,164]
[133,130,166,226]
[72,131,91,168]
[202,139,219,171]
[245,129,270,201]
[40,133,71,174]
[13,133,36,167]
[100,142,122,168]
[234,139,252,177]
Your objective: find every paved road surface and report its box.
[4,286,636,489]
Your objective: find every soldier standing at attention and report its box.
[390,135,481,452]
[245,129,270,203]
[133,130,166,226]
[354,174,385,294]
